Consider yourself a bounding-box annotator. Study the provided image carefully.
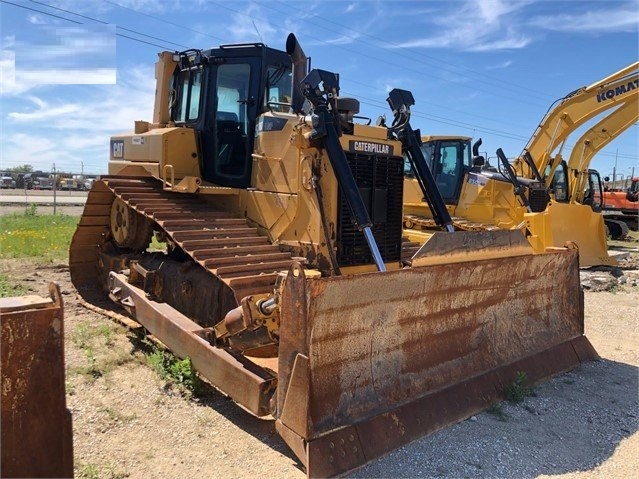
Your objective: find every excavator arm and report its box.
[514,61,639,183]
[568,98,639,203]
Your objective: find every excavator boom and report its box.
[567,99,638,202]
[515,61,639,182]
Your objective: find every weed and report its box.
[506,371,532,403]
[98,323,114,346]
[76,462,129,479]
[72,323,92,349]
[146,344,202,397]
[82,348,103,379]
[487,402,509,421]
[25,203,37,216]
[77,463,100,479]
[0,273,27,297]
[102,406,136,423]
[65,381,76,396]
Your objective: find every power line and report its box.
[4,0,637,161]
[210,0,553,109]
[102,0,229,46]
[266,0,553,101]
[28,0,191,49]
[1,0,178,50]
[1,0,81,24]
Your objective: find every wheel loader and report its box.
[403,61,639,267]
[69,34,596,477]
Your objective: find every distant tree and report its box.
[8,164,33,173]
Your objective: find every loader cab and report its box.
[414,136,472,203]
[171,44,292,188]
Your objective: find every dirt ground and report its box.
[1,210,638,478]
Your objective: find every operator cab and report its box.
[583,169,604,212]
[405,136,472,204]
[171,44,293,188]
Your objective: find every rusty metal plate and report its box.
[276,248,595,477]
[1,283,73,478]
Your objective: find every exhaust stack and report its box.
[286,33,308,114]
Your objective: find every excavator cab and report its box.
[170,44,293,188]
[583,169,604,212]
[546,160,570,202]
[405,136,471,204]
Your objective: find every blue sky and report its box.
[1,0,637,180]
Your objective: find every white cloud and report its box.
[226,4,277,44]
[529,5,639,33]
[27,14,47,25]
[2,63,155,172]
[389,0,533,52]
[0,41,37,96]
[484,60,514,70]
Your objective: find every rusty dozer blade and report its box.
[275,245,596,477]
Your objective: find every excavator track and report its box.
[403,213,502,232]
[70,176,296,306]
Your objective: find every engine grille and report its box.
[337,152,404,266]
[529,184,551,213]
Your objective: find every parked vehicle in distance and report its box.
[0,176,16,189]
[60,178,81,191]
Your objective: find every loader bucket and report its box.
[275,244,596,477]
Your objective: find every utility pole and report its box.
[52,163,57,215]
[612,149,618,186]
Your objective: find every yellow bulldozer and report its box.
[70,34,596,477]
[403,61,639,267]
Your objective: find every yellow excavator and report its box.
[403,61,639,266]
[69,34,595,477]
[561,98,638,237]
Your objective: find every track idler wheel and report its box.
[110,198,152,251]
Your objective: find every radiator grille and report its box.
[337,153,404,266]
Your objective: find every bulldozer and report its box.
[69,34,596,477]
[403,61,639,267]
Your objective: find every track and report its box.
[403,213,502,231]
[69,176,296,305]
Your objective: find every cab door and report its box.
[199,58,262,188]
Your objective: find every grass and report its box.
[145,341,202,397]
[506,371,532,403]
[487,402,509,422]
[76,462,128,479]
[70,322,133,380]
[0,272,28,297]
[0,212,78,261]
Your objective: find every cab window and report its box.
[547,161,569,201]
[173,67,202,123]
[264,65,292,112]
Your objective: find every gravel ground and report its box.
[1,225,637,479]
